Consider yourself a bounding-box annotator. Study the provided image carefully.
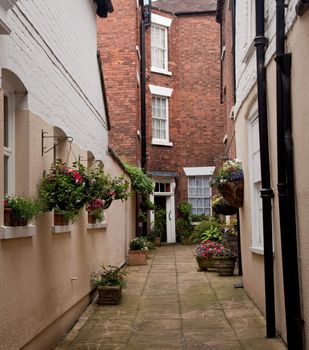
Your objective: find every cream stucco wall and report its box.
[287,9,309,347]
[235,8,309,346]
[0,110,136,350]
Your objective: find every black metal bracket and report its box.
[41,130,73,157]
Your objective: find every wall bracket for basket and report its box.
[41,130,73,156]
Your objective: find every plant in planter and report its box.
[211,159,244,208]
[91,265,127,305]
[221,219,239,255]
[87,198,105,224]
[128,237,148,265]
[195,240,237,275]
[39,161,88,224]
[212,195,238,216]
[152,208,166,246]
[176,202,194,244]
[189,217,222,244]
[3,195,41,226]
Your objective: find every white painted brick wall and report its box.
[235,0,298,115]
[0,0,108,163]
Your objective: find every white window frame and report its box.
[187,175,212,216]
[248,109,263,253]
[150,85,173,147]
[3,92,15,195]
[151,14,172,76]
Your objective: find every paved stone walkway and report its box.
[56,245,287,350]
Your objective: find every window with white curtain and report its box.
[188,176,212,215]
[151,24,167,71]
[3,93,15,195]
[249,115,263,250]
[152,96,168,142]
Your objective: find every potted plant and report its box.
[176,202,194,244]
[91,265,126,305]
[128,237,148,265]
[221,219,238,256]
[194,240,237,275]
[3,195,41,226]
[87,198,105,224]
[190,217,222,244]
[211,159,244,208]
[153,208,166,246]
[39,161,88,224]
[212,195,238,216]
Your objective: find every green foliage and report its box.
[223,219,238,236]
[190,217,222,244]
[89,208,104,222]
[140,197,155,211]
[39,161,88,222]
[176,202,193,243]
[4,195,41,221]
[124,163,154,195]
[91,265,127,288]
[191,214,209,222]
[129,237,148,250]
[153,208,166,237]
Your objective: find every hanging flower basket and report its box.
[212,195,238,215]
[218,180,244,208]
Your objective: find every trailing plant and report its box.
[211,159,243,188]
[91,265,127,288]
[4,195,41,221]
[123,163,154,196]
[39,161,88,222]
[87,198,105,222]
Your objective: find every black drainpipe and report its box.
[140,0,151,170]
[275,1,304,348]
[254,0,276,338]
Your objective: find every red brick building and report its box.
[98,0,225,242]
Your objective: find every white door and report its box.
[166,195,176,243]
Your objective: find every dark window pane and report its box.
[4,96,9,148]
[4,155,8,194]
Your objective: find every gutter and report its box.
[97,51,111,131]
[254,0,276,338]
[275,1,304,348]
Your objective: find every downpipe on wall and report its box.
[275,1,304,348]
[254,0,276,338]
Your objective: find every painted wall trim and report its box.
[151,13,173,27]
[149,84,173,97]
[183,166,215,176]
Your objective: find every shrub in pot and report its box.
[3,195,41,226]
[91,265,126,305]
[128,237,148,265]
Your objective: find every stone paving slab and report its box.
[55,245,287,350]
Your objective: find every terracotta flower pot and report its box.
[54,213,69,226]
[127,250,147,266]
[4,208,28,226]
[97,285,122,305]
[88,213,97,224]
[154,237,161,247]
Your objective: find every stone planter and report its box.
[217,257,237,276]
[4,208,28,226]
[221,234,238,256]
[97,285,122,305]
[195,256,220,271]
[154,237,161,247]
[54,213,69,226]
[128,250,147,266]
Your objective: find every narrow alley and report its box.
[56,246,286,350]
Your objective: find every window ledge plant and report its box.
[3,195,41,226]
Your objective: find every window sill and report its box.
[52,225,71,234]
[152,139,173,147]
[250,246,264,255]
[0,225,36,240]
[150,67,172,76]
[87,222,107,230]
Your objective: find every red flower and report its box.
[3,200,9,208]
